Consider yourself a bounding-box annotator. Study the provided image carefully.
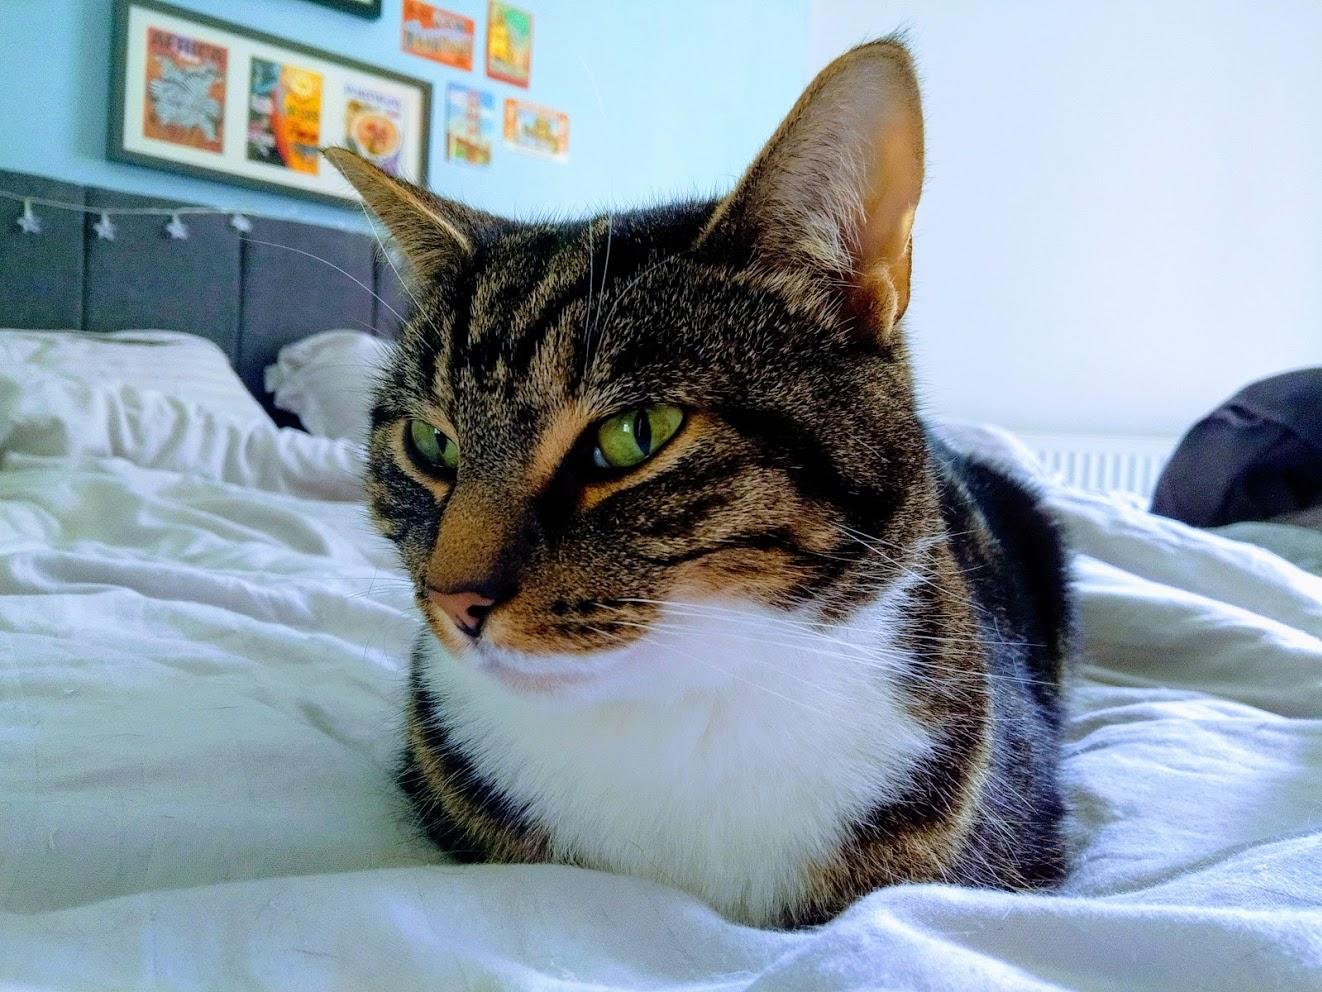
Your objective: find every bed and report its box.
[2,168,1320,991]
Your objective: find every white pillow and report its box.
[264,330,390,441]
[0,329,271,429]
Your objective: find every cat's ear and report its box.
[700,38,924,332]
[324,148,489,284]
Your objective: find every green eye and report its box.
[593,403,684,470]
[407,419,459,471]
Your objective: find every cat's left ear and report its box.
[700,38,924,336]
[325,148,495,285]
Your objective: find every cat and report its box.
[326,36,1074,930]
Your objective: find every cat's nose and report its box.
[429,589,497,638]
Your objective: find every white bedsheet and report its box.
[1,422,1319,990]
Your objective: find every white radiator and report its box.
[1012,432,1179,503]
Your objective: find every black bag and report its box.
[1151,368,1322,527]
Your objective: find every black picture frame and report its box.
[298,0,383,20]
[108,0,430,207]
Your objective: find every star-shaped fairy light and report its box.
[165,213,189,240]
[16,199,41,234]
[229,213,252,233]
[93,213,116,241]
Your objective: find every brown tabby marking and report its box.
[405,699,551,862]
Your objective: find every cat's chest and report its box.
[422,599,933,925]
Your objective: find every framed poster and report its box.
[109,0,431,206]
[298,0,383,20]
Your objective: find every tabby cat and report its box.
[326,37,1073,930]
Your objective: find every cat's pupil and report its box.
[634,409,652,455]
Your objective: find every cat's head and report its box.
[328,40,929,695]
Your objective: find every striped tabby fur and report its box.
[327,37,1073,929]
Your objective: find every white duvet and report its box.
[1,392,1320,990]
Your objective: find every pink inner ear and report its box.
[855,130,922,324]
[857,119,923,274]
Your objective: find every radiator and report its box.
[1012,432,1179,503]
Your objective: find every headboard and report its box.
[0,169,409,413]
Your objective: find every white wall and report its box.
[810,0,1322,435]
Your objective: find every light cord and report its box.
[1,187,256,239]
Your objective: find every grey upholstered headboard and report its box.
[0,169,409,415]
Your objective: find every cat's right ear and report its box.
[698,38,925,337]
[325,148,486,284]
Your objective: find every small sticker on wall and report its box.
[446,84,495,166]
[503,98,568,163]
[486,1,532,88]
[143,28,228,153]
[401,1,475,71]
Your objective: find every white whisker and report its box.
[357,198,423,315]
[239,236,410,327]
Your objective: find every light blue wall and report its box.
[0,0,809,228]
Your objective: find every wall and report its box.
[0,0,809,227]
[811,0,1322,435]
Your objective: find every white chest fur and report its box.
[421,589,932,926]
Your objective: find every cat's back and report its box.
[926,431,1073,679]
[925,429,1075,886]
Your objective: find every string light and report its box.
[1,188,256,240]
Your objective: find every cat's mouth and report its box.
[465,640,630,695]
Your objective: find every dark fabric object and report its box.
[0,171,85,329]
[1151,368,1322,527]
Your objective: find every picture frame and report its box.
[108,0,430,207]
[298,0,383,20]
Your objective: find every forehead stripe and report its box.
[446,234,661,398]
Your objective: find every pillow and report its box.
[264,330,390,441]
[0,329,271,429]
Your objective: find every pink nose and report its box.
[429,589,497,637]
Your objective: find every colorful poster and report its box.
[345,83,406,175]
[445,84,494,166]
[502,98,568,163]
[485,1,532,88]
[247,58,323,174]
[142,27,227,153]
[402,1,474,70]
